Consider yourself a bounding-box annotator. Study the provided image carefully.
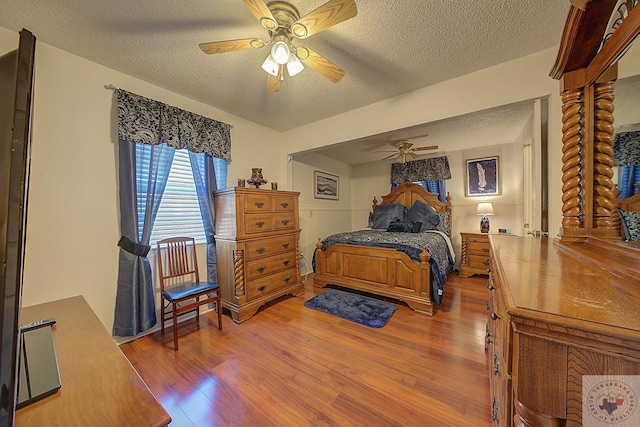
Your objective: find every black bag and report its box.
[386,220,422,233]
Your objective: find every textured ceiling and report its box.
[0,0,571,135]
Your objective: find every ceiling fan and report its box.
[377,139,439,163]
[199,0,357,93]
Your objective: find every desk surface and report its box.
[15,296,171,427]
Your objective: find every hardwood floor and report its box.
[120,273,492,426]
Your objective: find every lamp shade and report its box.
[477,202,494,216]
[271,41,290,64]
[286,55,304,77]
[261,55,279,76]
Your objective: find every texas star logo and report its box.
[587,380,637,424]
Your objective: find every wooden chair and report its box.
[156,237,222,351]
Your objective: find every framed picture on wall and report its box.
[465,156,500,196]
[314,170,339,200]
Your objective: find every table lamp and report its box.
[477,202,494,233]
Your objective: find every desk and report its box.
[16,296,171,427]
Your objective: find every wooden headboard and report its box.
[372,182,452,235]
[615,184,640,212]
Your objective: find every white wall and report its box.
[281,48,564,239]
[0,27,281,335]
[291,152,352,264]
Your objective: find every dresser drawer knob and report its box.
[490,312,500,321]
[283,260,290,266]
[483,258,490,266]
[258,285,266,292]
[282,243,289,249]
[257,266,265,273]
[256,247,265,254]
[493,353,501,375]
[482,248,489,253]
[485,333,493,344]
[256,221,265,228]
[491,396,499,422]
[254,201,264,208]
[283,276,291,283]
[487,280,495,291]
[281,219,289,225]
[281,202,288,208]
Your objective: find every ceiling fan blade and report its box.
[381,154,397,160]
[266,67,283,93]
[297,47,345,83]
[291,0,357,39]
[413,145,439,151]
[243,0,278,31]
[199,38,265,54]
[409,152,419,159]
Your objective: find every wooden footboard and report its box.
[313,240,433,315]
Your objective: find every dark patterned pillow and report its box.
[372,203,407,229]
[434,211,451,236]
[406,200,440,231]
[619,209,640,241]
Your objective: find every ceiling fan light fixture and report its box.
[261,54,280,76]
[271,40,290,64]
[286,55,304,77]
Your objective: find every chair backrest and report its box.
[156,237,200,291]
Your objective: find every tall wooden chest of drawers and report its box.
[459,232,490,277]
[213,187,304,323]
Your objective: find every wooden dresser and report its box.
[16,296,170,427]
[213,187,304,323]
[459,232,490,277]
[487,235,640,426]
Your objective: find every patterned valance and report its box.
[614,131,640,166]
[116,89,232,161]
[390,156,451,185]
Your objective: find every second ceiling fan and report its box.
[199,0,357,92]
[378,139,439,164]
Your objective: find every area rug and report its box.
[304,289,398,328]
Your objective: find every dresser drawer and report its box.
[243,193,273,213]
[468,240,490,255]
[468,254,490,270]
[245,235,296,260]
[243,213,274,234]
[247,267,298,300]
[274,195,295,212]
[246,252,297,280]
[274,212,296,231]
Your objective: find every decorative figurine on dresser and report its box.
[213,186,303,322]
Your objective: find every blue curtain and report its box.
[114,88,231,336]
[421,180,447,203]
[113,141,175,336]
[618,165,640,198]
[189,151,218,283]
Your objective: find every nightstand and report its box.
[459,232,490,277]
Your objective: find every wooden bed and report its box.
[313,182,453,315]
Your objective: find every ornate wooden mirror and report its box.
[551,0,640,248]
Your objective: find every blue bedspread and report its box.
[315,229,454,304]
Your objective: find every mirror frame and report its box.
[551,0,640,242]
